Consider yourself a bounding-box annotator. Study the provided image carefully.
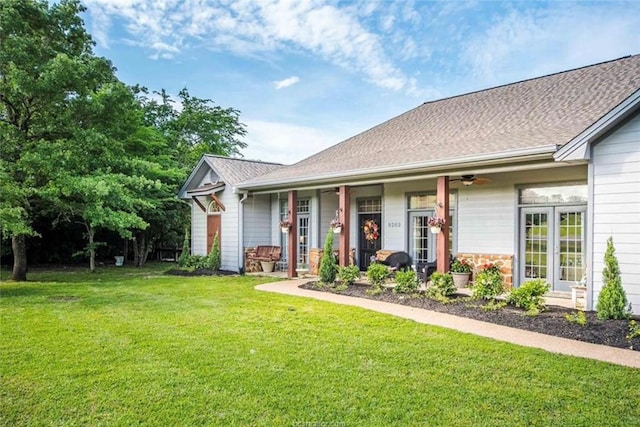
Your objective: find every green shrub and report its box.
[565,311,587,326]
[183,255,210,270]
[367,262,389,289]
[394,269,419,294]
[178,228,190,267]
[596,237,630,320]
[507,278,550,315]
[481,300,507,311]
[207,231,221,271]
[427,272,455,300]
[472,263,504,300]
[319,230,337,285]
[337,264,361,286]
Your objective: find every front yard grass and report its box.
[1,265,639,426]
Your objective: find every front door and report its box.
[520,207,585,292]
[207,215,221,254]
[358,213,382,270]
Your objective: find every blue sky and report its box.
[81,0,640,165]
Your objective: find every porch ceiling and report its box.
[245,154,572,195]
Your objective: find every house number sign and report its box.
[387,222,401,228]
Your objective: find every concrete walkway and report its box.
[255,280,640,369]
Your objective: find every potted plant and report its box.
[427,216,446,234]
[280,219,292,233]
[296,262,309,277]
[450,257,472,288]
[330,218,343,233]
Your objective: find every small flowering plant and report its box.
[427,216,446,227]
[481,263,501,274]
[472,262,504,299]
[450,258,472,274]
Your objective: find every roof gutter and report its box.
[240,145,558,191]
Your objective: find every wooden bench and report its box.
[249,246,282,263]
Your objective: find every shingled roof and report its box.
[202,155,283,187]
[241,54,640,189]
[178,155,282,199]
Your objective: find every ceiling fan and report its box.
[321,187,361,194]
[450,175,492,186]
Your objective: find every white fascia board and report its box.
[240,145,557,192]
[177,155,209,199]
[554,89,640,162]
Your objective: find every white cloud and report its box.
[242,119,349,165]
[82,0,414,93]
[463,4,640,87]
[274,76,300,90]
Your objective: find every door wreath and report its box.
[363,219,379,242]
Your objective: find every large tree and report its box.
[0,0,116,280]
[35,82,183,271]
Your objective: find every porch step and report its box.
[546,291,571,299]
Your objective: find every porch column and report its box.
[287,190,298,279]
[338,185,351,266]
[436,176,450,273]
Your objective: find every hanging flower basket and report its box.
[427,216,445,234]
[330,219,343,234]
[333,226,342,234]
[280,219,292,233]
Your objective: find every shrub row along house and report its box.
[179,55,640,313]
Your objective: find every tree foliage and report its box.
[137,87,247,169]
[596,237,630,320]
[208,231,221,272]
[319,230,337,284]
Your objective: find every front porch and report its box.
[262,164,587,301]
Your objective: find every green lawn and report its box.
[1,265,639,426]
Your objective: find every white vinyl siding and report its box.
[457,184,515,254]
[243,194,272,248]
[191,197,208,256]
[592,113,640,313]
[217,190,239,272]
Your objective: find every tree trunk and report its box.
[11,234,28,281]
[88,227,96,272]
[132,232,155,267]
[123,239,129,263]
[132,236,140,267]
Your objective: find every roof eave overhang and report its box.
[240,145,559,193]
[186,183,226,197]
[554,89,640,162]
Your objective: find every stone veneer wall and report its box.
[455,253,514,289]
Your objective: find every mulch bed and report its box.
[300,281,640,351]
